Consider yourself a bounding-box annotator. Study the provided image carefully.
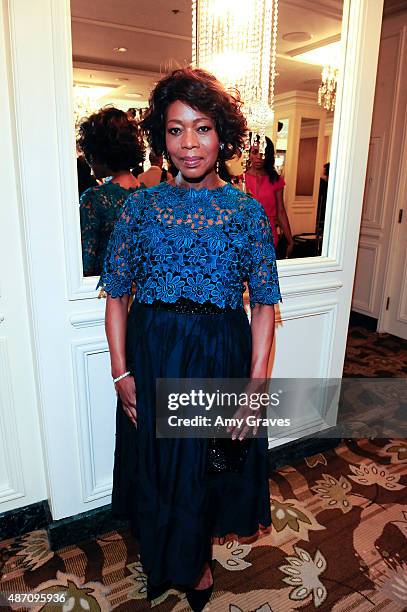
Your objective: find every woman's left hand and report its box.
[226,379,267,440]
[226,402,260,440]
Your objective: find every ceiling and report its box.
[71,0,346,107]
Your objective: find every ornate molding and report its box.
[71,340,114,504]
[71,16,192,42]
[73,59,161,79]
[353,241,381,314]
[278,279,343,298]
[283,0,343,20]
[70,310,105,328]
[383,0,407,16]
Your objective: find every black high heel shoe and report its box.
[186,560,214,611]
[146,577,170,602]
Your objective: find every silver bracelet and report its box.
[113,371,131,384]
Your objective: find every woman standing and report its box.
[245,137,294,258]
[98,68,282,610]
[78,107,144,276]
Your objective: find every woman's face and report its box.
[249,145,265,170]
[165,100,220,180]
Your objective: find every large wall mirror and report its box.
[70,0,344,279]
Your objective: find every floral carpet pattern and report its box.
[1,438,406,611]
[343,325,407,378]
[0,322,406,611]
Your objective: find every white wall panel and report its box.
[354,22,407,321]
[396,249,407,324]
[72,340,115,504]
[353,242,381,312]
[0,338,25,503]
[269,300,339,446]
[0,0,47,514]
[361,135,387,229]
[274,300,337,378]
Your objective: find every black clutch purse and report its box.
[207,437,251,474]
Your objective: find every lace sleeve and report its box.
[96,191,143,297]
[247,202,282,309]
[80,188,100,277]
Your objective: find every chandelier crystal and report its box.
[73,86,97,134]
[318,65,338,112]
[192,0,279,153]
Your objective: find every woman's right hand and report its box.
[115,375,137,427]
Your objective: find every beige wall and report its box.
[296,137,318,196]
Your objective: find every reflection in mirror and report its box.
[267,1,343,257]
[70,0,344,272]
[275,118,289,176]
[295,118,320,197]
[76,108,145,277]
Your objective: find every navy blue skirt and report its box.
[111,300,272,588]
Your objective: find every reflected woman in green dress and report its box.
[77,107,145,276]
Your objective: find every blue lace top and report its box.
[97,182,282,309]
[80,179,140,276]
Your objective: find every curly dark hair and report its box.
[263,137,280,184]
[77,107,145,172]
[140,67,247,161]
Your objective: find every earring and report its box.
[219,143,225,151]
[163,149,172,166]
[215,160,220,174]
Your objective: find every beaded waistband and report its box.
[139,298,235,315]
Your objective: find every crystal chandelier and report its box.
[192,0,279,153]
[73,86,99,135]
[318,65,338,112]
[73,85,116,136]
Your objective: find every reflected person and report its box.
[78,107,145,276]
[138,150,174,187]
[76,148,96,197]
[245,137,294,258]
[317,162,330,236]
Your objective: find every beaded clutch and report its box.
[207,437,251,474]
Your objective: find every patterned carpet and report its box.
[343,324,407,378]
[1,321,406,612]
